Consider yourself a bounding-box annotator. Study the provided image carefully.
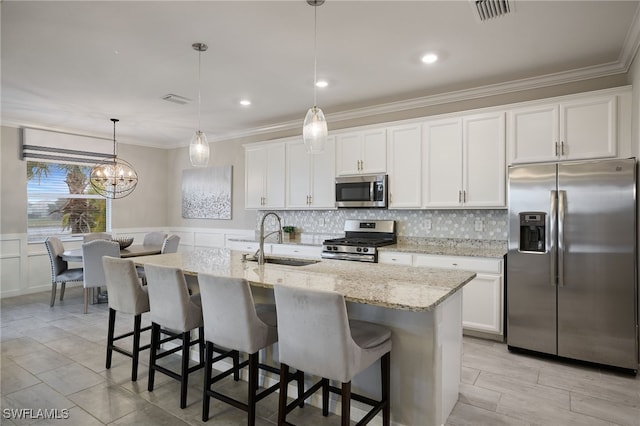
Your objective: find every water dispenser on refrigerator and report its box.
[519,212,546,253]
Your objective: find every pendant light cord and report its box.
[197,49,202,132]
[313,3,318,108]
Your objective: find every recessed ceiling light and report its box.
[315,80,328,88]
[421,53,438,64]
[240,99,251,106]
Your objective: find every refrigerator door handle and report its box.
[557,189,566,287]
[550,190,557,286]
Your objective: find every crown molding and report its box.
[208,59,629,144]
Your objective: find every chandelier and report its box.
[302,0,327,154]
[89,118,138,199]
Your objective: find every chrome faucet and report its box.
[256,211,283,265]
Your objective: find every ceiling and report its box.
[2,0,640,149]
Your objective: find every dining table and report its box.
[60,244,162,262]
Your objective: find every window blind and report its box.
[21,127,114,165]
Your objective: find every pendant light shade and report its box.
[189,42,210,167]
[303,106,327,154]
[302,0,327,154]
[90,118,138,199]
[190,130,209,167]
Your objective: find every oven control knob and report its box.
[327,246,333,251]
[356,247,362,252]
[362,248,369,253]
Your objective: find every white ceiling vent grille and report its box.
[472,0,513,21]
[161,94,191,105]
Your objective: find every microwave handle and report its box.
[370,181,375,201]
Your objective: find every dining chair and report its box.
[143,231,167,246]
[102,256,151,381]
[274,285,392,426]
[136,234,180,285]
[83,232,113,242]
[44,237,84,307]
[82,239,120,314]
[161,234,180,253]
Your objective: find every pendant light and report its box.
[90,118,138,199]
[302,0,327,154]
[189,42,210,167]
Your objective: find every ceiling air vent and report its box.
[472,0,513,21]
[161,94,191,105]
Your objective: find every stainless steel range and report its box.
[321,220,396,263]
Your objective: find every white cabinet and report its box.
[335,128,387,175]
[380,252,504,338]
[245,142,286,209]
[377,251,413,266]
[226,240,263,253]
[508,93,617,164]
[271,244,322,259]
[387,124,422,208]
[423,112,505,208]
[286,137,335,209]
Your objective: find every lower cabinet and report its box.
[379,251,504,340]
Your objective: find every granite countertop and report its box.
[231,235,508,258]
[379,238,507,259]
[134,248,476,312]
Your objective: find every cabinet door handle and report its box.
[561,141,565,156]
[458,190,462,203]
[555,141,559,156]
[463,190,467,203]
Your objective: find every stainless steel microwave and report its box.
[335,174,388,208]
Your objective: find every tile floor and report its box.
[1,286,639,425]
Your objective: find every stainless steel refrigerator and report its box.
[507,157,638,371]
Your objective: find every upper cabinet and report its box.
[387,124,422,208]
[245,142,285,209]
[335,128,387,176]
[508,92,618,164]
[286,137,336,209]
[423,112,506,208]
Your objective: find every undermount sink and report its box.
[248,256,319,267]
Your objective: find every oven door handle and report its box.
[321,252,376,262]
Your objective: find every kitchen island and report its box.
[134,248,476,426]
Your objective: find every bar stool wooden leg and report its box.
[148,322,160,392]
[382,352,390,426]
[131,314,142,381]
[106,308,116,369]
[322,378,329,416]
[202,341,213,421]
[248,353,258,426]
[180,331,190,409]
[278,363,290,425]
[341,381,351,426]
[59,282,66,301]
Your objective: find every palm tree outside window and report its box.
[27,161,109,242]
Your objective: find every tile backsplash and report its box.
[257,209,508,241]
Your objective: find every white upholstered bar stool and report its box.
[44,237,83,307]
[274,285,392,426]
[198,274,303,425]
[82,239,120,314]
[144,263,205,409]
[102,256,151,381]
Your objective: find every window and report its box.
[27,161,110,242]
